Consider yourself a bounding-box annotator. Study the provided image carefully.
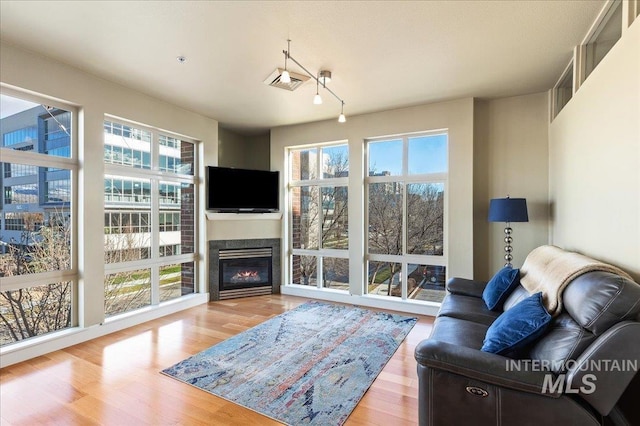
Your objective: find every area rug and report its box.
[161,300,417,425]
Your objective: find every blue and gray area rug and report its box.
[161,300,417,425]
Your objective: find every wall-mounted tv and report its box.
[206,166,279,212]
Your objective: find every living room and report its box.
[1,1,639,425]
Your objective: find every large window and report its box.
[366,132,447,303]
[103,119,196,317]
[0,92,76,346]
[289,143,349,292]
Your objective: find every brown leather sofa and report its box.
[415,253,640,425]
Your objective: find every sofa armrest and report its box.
[415,339,560,397]
[566,321,640,416]
[445,277,487,298]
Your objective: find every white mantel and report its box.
[205,212,283,221]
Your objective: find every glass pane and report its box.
[554,66,573,117]
[406,183,444,255]
[0,281,72,346]
[104,268,151,317]
[367,261,402,297]
[159,136,194,175]
[104,177,151,264]
[584,0,622,80]
[44,170,71,204]
[0,166,72,275]
[322,145,349,178]
[0,164,71,208]
[368,139,402,176]
[160,183,193,257]
[368,182,403,255]
[407,264,446,303]
[321,186,348,249]
[103,120,151,169]
[291,186,319,250]
[1,94,72,158]
[321,257,349,291]
[290,148,317,181]
[408,134,448,174]
[291,255,317,286]
[159,261,195,302]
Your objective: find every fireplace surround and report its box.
[209,238,281,300]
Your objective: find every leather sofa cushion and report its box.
[527,313,597,373]
[438,293,501,326]
[429,316,488,350]
[564,272,640,335]
[503,285,530,311]
[446,277,488,298]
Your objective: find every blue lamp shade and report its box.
[488,198,529,223]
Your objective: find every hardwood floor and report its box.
[0,295,434,425]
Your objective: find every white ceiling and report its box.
[0,1,603,135]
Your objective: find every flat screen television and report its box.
[207,166,279,212]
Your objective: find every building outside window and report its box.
[103,119,197,316]
[0,92,76,346]
[366,132,448,303]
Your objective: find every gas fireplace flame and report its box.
[231,270,262,283]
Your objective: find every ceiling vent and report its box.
[264,68,310,91]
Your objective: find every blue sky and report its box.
[369,134,447,175]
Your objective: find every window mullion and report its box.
[148,130,160,305]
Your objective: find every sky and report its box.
[1,94,39,119]
[369,134,448,175]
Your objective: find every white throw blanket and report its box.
[520,245,634,317]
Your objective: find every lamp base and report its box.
[503,226,513,268]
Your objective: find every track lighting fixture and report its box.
[278,40,346,123]
[313,76,323,105]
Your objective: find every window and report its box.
[0,92,76,347]
[552,61,574,119]
[288,143,349,292]
[366,132,447,302]
[103,118,197,316]
[583,0,622,81]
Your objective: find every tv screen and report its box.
[207,166,279,212]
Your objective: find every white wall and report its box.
[549,20,640,281]
[218,128,270,170]
[0,42,217,366]
[474,93,550,279]
[270,98,474,315]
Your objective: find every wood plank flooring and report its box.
[0,295,434,425]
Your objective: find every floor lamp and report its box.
[488,197,529,268]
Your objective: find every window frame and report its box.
[102,116,198,315]
[0,87,79,343]
[365,130,448,301]
[287,141,350,292]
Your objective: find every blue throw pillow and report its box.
[482,266,520,311]
[481,292,552,357]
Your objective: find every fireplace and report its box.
[209,238,281,300]
[219,248,272,292]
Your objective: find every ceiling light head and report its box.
[338,101,346,123]
[319,70,332,85]
[313,93,323,105]
[280,69,291,84]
